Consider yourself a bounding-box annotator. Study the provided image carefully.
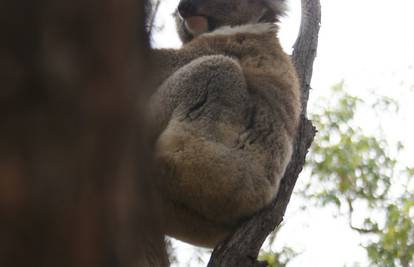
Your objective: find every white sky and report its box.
[152,0,414,266]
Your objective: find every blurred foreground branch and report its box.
[0,0,167,266]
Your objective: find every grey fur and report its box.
[149,0,299,247]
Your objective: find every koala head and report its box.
[175,0,286,43]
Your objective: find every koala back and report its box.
[153,27,300,247]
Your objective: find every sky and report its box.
[152,0,414,266]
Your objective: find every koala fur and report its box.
[149,0,300,247]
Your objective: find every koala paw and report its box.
[205,23,277,37]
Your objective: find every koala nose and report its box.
[178,0,199,18]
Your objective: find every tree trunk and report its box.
[0,0,167,266]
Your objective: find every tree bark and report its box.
[207,0,321,266]
[0,0,167,267]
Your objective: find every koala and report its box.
[148,0,300,248]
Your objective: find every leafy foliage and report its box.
[366,196,414,267]
[301,82,414,266]
[307,82,394,207]
[259,247,298,267]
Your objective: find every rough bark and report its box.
[207,0,321,266]
[0,0,167,267]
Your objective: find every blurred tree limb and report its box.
[0,0,167,266]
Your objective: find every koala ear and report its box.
[174,9,194,43]
[263,0,287,16]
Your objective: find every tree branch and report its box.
[207,0,321,266]
[146,0,162,36]
[346,198,380,234]
[0,1,167,266]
